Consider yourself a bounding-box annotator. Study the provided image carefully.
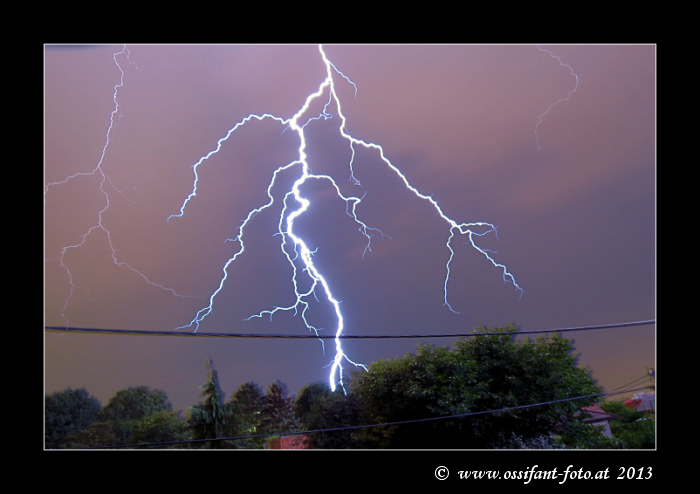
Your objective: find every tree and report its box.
[187,357,229,448]
[346,324,602,449]
[350,341,480,448]
[610,418,655,449]
[98,386,172,422]
[600,400,655,449]
[553,418,627,449]
[60,411,192,449]
[60,421,122,449]
[601,400,645,423]
[55,386,182,448]
[261,380,298,436]
[95,386,173,444]
[45,388,101,449]
[295,381,334,426]
[232,382,266,415]
[450,325,601,448]
[229,382,266,448]
[128,411,191,448]
[299,384,361,449]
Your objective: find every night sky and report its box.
[44,44,655,414]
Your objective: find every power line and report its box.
[44,319,655,339]
[46,319,655,448]
[84,383,654,449]
[608,373,652,395]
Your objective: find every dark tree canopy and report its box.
[228,382,266,448]
[294,381,333,426]
[128,410,191,448]
[346,324,602,448]
[98,386,172,422]
[450,326,601,448]
[46,324,613,449]
[350,340,481,448]
[262,380,298,435]
[53,386,184,448]
[299,385,360,449]
[60,421,121,449]
[45,388,101,449]
[600,401,655,449]
[232,382,265,416]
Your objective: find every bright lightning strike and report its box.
[169,45,523,392]
[45,45,198,328]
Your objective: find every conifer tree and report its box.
[229,382,266,448]
[187,357,229,448]
[262,380,298,435]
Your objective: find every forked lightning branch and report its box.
[47,45,535,393]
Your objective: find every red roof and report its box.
[624,392,655,412]
[623,398,642,410]
[266,435,312,449]
[580,404,614,422]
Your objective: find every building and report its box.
[265,435,312,449]
[580,404,614,438]
[624,392,655,414]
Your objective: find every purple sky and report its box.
[45,44,655,413]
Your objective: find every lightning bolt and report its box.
[45,45,198,327]
[535,45,580,153]
[169,45,522,392]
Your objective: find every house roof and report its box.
[624,392,655,412]
[623,398,641,410]
[266,435,312,449]
[581,404,614,422]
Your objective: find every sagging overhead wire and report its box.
[44,319,655,339]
